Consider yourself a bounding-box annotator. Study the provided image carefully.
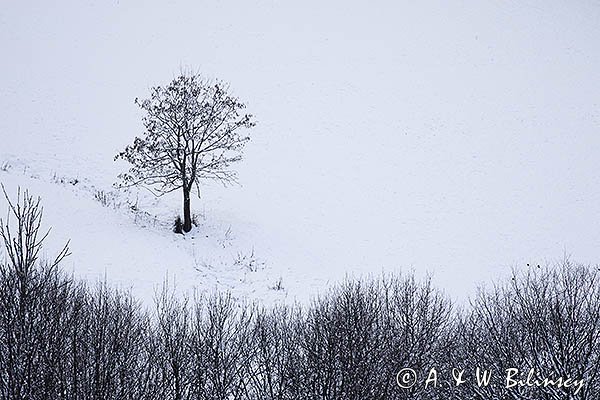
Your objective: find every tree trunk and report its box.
[183,187,192,233]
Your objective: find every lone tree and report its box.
[115,74,256,233]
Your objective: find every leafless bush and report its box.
[234,248,264,272]
[0,186,71,399]
[2,187,599,400]
[456,261,600,400]
[150,287,192,400]
[80,283,152,400]
[0,187,157,400]
[94,189,116,208]
[50,172,79,186]
[189,293,255,400]
[269,277,284,291]
[246,305,299,400]
[282,275,453,400]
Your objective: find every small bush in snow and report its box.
[94,189,113,207]
[270,277,284,291]
[173,215,184,234]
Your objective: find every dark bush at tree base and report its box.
[173,216,183,234]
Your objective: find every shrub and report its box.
[2,187,599,400]
[173,216,184,234]
[456,261,600,399]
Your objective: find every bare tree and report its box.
[151,286,192,400]
[287,275,453,400]
[247,305,299,400]
[115,73,256,232]
[457,261,600,400]
[0,186,71,400]
[7,186,597,400]
[189,293,254,400]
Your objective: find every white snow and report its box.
[1,1,599,305]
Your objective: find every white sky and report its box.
[1,1,599,301]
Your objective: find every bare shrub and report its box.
[3,186,598,400]
[188,293,255,400]
[457,261,600,400]
[285,275,453,400]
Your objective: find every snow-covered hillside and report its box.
[1,1,599,304]
[0,161,296,305]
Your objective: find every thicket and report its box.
[1,189,599,399]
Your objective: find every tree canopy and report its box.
[116,74,256,232]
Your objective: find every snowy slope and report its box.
[0,162,295,305]
[1,1,600,304]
